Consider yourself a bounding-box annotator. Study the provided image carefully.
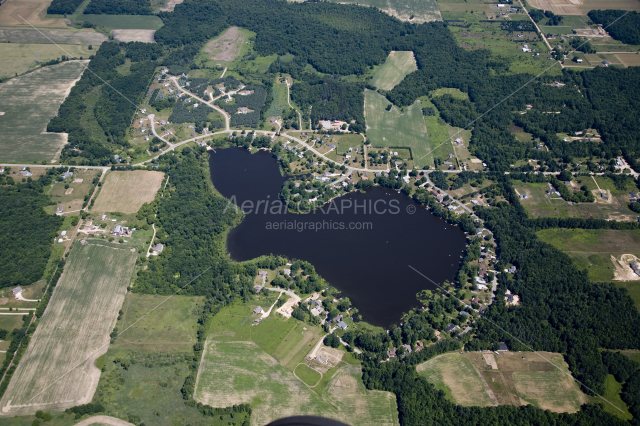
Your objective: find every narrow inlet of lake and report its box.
[209,148,467,327]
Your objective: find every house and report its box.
[19,170,32,176]
[507,265,517,274]
[455,138,463,144]
[387,348,397,358]
[444,324,458,333]
[316,356,328,364]
[160,120,167,125]
[337,321,348,330]
[101,215,107,220]
[332,314,343,323]
[310,307,323,317]
[114,225,122,235]
[498,343,508,351]
[253,306,264,314]
[283,268,291,276]
[403,344,412,354]
[471,297,479,304]
[475,276,487,285]
[459,311,470,317]
[575,58,583,63]
[258,270,268,277]
[415,340,424,351]
[238,107,249,114]
[443,161,453,166]
[12,287,22,298]
[448,153,454,158]
[154,243,164,253]
[57,206,63,213]
[253,285,263,293]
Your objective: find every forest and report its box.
[84,0,152,15]
[215,86,267,128]
[48,42,156,165]
[588,10,640,45]
[46,0,84,14]
[168,98,215,125]
[0,174,62,289]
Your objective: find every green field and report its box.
[587,374,632,420]
[539,26,575,35]
[327,0,441,22]
[537,228,640,284]
[421,97,455,164]
[112,294,204,353]
[265,77,290,118]
[294,363,322,386]
[365,89,432,167]
[417,353,494,407]
[0,240,137,416]
[0,61,86,163]
[195,340,399,426]
[370,51,417,91]
[0,44,92,80]
[81,14,164,30]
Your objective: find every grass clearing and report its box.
[295,363,322,386]
[536,228,640,283]
[93,170,164,213]
[0,240,137,416]
[0,44,92,79]
[369,51,417,91]
[0,0,67,28]
[417,353,495,407]
[587,374,632,420]
[111,294,204,353]
[0,60,86,163]
[80,14,164,30]
[365,89,431,167]
[195,340,398,426]
[327,0,441,22]
[200,26,254,68]
[265,76,290,118]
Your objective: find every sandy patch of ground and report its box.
[483,353,498,369]
[203,26,245,63]
[73,415,135,426]
[111,29,156,43]
[612,254,640,281]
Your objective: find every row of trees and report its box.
[46,0,83,14]
[84,0,152,15]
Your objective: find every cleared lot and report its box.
[92,171,164,213]
[370,51,417,91]
[0,61,86,163]
[0,240,137,416]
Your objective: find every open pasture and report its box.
[81,14,164,30]
[0,29,106,45]
[528,0,640,15]
[112,294,203,353]
[0,0,67,28]
[92,170,164,213]
[0,43,92,80]
[364,89,431,168]
[369,51,417,91]
[0,240,137,416]
[0,60,86,163]
[202,26,253,67]
[417,353,495,407]
[327,0,441,22]
[195,340,399,426]
[463,351,587,412]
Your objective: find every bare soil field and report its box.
[157,0,184,12]
[464,351,587,412]
[203,26,247,65]
[92,171,164,213]
[0,60,86,163]
[528,0,640,15]
[0,240,137,416]
[616,53,640,67]
[0,29,106,45]
[0,0,66,28]
[111,29,156,43]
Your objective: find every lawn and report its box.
[0,61,86,163]
[365,89,431,168]
[0,44,92,80]
[417,353,495,407]
[369,51,417,91]
[0,240,137,416]
[295,363,322,386]
[47,168,99,204]
[80,14,164,30]
[195,340,399,426]
[327,0,441,22]
[265,76,290,118]
[92,170,164,213]
[111,294,204,353]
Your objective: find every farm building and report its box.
[254,306,263,314]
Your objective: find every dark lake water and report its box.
[209,148,467,327]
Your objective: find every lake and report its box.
[209,148,467,327]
